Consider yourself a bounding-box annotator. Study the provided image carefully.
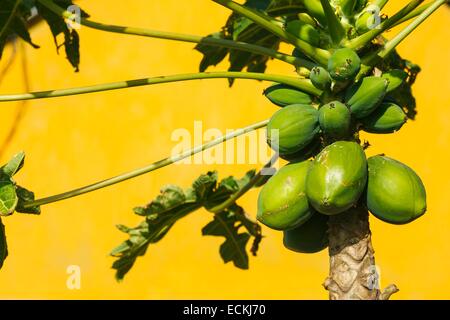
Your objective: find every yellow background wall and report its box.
[0,0,449,299]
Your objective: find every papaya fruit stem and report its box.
[36,0,302,67]
[209,154,278,214]
[346,0,424,50]
[391,2,432,27]
[324,206,393,300]
[0,71,322,102]
[21,120,269,209]
[212,0,331,66]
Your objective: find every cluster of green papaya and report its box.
[260,30,426,253]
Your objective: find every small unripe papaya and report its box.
[367,156,426,224]
[267,104,320,155]
[297,13,317,26]
[361,102,407,133]
[306,141,367,215]
[257,161,313,230]
[283,213,329,253]
[327,48,361,81]
[286,20,320,47]
[381,69,408,93]
[264,84,312,107]
[310,66,331,90]
[345,76,388,118]
[355,10,378,34]
[318,101,351,138]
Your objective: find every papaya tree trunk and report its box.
[323,206,399,300]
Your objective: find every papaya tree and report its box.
[0,0,448,300]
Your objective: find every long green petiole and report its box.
[392,2,432,27]
[37,0,308,67]
[212,0,331,65]
[209,154,278,214]
[22,120,269,208]
[0,71,322,102]
[356,0,447,80]
[346,0,424,50]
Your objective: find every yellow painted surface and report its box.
[0,1,449,299]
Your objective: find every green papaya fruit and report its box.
[362,102,407,133]
[381,69,408,93]
[306,141,367,215]
[264,84,312,107]
[327,48,361,81]
[318,101,351,138]
[304,0,326,26]
[345,76,388,118]
[335,0,357,17]
[367,156,426,224]
[355,10,378,34]
[283,212,329,253]
[286,20,320,47]
[257,161,313,230]
[297,13,317,26]
[267,104,320,155]
[310,66,331,90]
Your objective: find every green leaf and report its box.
[111,170,262,280]
[0,217,8,269]
[202,204,262,269]
[0,174,18,217]
[16,185,40,214]
[36,0,89,71]
[376,47,421,119]
[0,152,40,216]
[2,151,25,177]
[196,0,302,82]
[195,32,229,72]
[0,0,39,59]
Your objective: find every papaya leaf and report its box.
[376,48,421,119]
[35,0,89,71]
[16,185,40,214]
[0,0,39,59]
[0,152,40,216]
[0,217,7,269]
[0,175,17,217]
[1,151,25,177]
[111,170,263,280]
[196,0,305,82]
[202,203,262,269]
[202,210,250,269]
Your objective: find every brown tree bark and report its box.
[323,206,399,300]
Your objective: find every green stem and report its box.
[212,0,331,65]
[378,0,447,59]
[0,0,21,40]
[0,71,321,102]
[392,3,432,27]
[356,0,446,80]
[319,0,345,46]
[23,119,269,208]
[346,0,424,49]
[36,0,307,67]
[209,154,278,214]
